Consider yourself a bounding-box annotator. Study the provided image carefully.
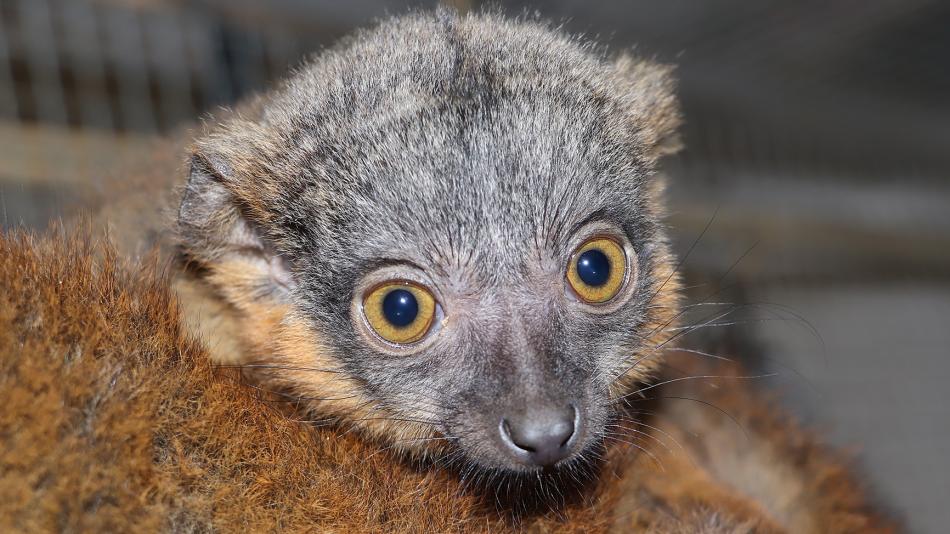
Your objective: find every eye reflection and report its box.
[382,288,419,327]
[576,249,610,287]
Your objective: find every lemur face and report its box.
[178,12,680,474]
[292,100,670,473]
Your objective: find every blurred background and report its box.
[1,0,946,530]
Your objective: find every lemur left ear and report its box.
[613,54,683,162]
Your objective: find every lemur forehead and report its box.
[203,13,673,277]
[262,13,629,134]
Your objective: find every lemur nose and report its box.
[500,404,577,467]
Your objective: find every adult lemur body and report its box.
[12,9,894,532]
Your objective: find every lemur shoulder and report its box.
[2,10,897,532]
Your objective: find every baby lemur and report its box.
[71,9,893,531]
[176,8,681,474]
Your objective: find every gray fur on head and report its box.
[178,9,681,474]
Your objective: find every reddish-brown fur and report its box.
[0,228,897,532]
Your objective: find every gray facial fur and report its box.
[178,9,681,474]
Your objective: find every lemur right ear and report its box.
[178,133,295,307]
[178,150,241,258]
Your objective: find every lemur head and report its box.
[177,11,681,475]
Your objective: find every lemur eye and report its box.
[567,237,627,304]
[363,282,437,344]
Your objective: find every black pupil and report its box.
[577,248,611,287]
[382,288,419,327]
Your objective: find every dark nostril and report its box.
[559,426,572,448]
[499,404,578,466]
[501,419,526,449]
